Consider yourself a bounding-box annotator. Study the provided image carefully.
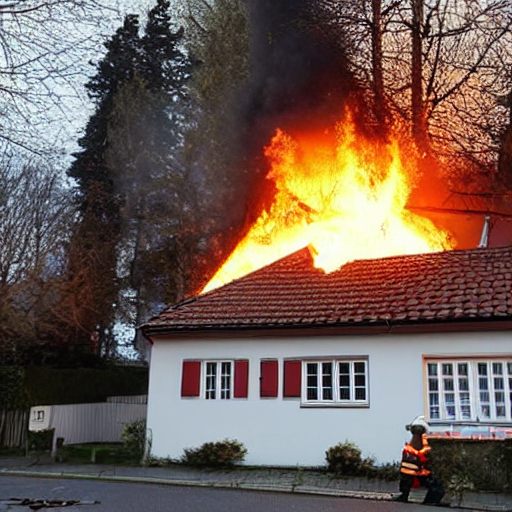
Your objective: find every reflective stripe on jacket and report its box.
[400,435,431,477]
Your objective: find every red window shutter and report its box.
[234,360,249,398]
[181,360,201,397]
[283,360,301,398]
[260,360,278,398]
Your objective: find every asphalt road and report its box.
[0,475,451,512]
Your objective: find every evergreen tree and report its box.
[64,2,192,359]
[183,0,251,292]
[69,14,141,199]
[141,0,190,95]
[106,0,194,354]
[64,15,142,357]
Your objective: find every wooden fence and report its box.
[106,394,148,404]
[29,402,147,448]
[1,396,148,450]
[0,409,29,449]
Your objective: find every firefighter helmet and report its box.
[406,415,429,433]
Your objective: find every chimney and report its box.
[477,215,491,248]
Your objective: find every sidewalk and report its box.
[1,456,512,511]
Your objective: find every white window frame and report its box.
[425,358,512,423]
[204,360,233,400]
[32,408,45,422]
[302,358,368,407]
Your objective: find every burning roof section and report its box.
[142,245,512,335]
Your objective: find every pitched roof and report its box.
[141,245,512,335]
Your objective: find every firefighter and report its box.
[393,415,445,505]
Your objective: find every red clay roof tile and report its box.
[141,245,512,334]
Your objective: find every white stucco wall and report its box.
[146,329,511,467]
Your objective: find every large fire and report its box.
[202,111,454,294]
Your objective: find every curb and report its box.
[0,469,398,501]
[1,469,511,511]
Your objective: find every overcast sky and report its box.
[2,0,185,168]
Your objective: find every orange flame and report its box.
[202,111,454,294]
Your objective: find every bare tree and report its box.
[421,1,512,188]
[0,0,127,158]
[410,0,427,152]
[371,0,389,128]
[0,156,75,363]
[497,89,512,190]
[310,0,512,194]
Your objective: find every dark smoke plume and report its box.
[234,0,364,223]
[197,0,369,284]
[244,0,359,137]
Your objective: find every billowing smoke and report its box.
[192,0,370,287]
[243,0,358,138]
[233,0,364,224]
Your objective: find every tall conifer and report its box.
[64,3,191,358]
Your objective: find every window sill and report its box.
[300,402,369,409]
[429,419,512,427]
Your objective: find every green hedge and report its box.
[28,428,55,451]
[0,367,28,409]
[1,365,148,407]
[429,438,512,494]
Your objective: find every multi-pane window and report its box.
[304,360,368,405]
[181,359,248,399]
[509,362,512,419]
[426,359,512,421]
[205,361,232,400]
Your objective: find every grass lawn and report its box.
[56,443,141,465]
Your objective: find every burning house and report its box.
[141,243,511,466]
[140,1,512,466]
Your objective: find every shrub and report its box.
[429,438,512,494]
[326,440,363,476]
[358,456,377,478]
[326,440,400,480]
[0,367,28,409]
[182,439,247,468]
[372,461,400,481]
[28,428,55,451]
[56,443,141,465]
[122,419,146,456]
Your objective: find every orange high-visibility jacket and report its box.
[400,435,431,477]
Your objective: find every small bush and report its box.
[326,440,363,475]
[326,440,400,480]
[122,419,146,456]
[429,438,512,494]
[372,461,400,481]
[28,428,54,451]
[358,456,377,478]
[182,439,247,468]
